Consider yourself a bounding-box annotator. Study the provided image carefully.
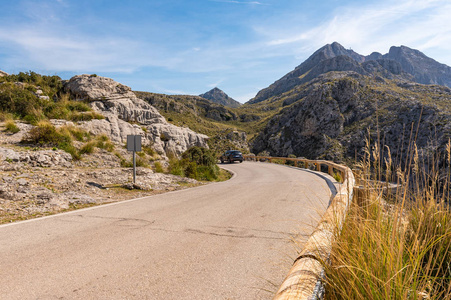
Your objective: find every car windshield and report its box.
[230,151,241,155]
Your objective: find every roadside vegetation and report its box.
[21,121,115,160]
[168,146,229,181]
[0,71,103,124]
[324,140,451,299]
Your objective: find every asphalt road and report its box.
[0,161,336,300]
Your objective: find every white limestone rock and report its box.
[64,75,208,156]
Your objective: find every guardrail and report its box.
[244,155,355,299]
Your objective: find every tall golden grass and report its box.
[324,139,451,299]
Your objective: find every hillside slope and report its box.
[251,71,451,164]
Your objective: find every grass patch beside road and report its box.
[324,141,451,300]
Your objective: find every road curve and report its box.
[0,162,336,300]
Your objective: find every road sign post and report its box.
[127,135,142,184]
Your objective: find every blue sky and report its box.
[1,0,450,103]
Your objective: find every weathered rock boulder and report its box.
[0,70,8,77]
[64,75,208,156]
[0,147,73,168]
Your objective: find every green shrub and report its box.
[181,146,217,167]
[66,100,91,112]
[25,121,66,145]
[169,159,185,177]
[80,141,96,154]
[184,161,198,178]
[22,121,82,159]
[154,161,164,173]
[0,73,100,124]
[120,156,148,168]
[4,120,20,133]
[59,125,90,142]
[0,111,14,122]
[0,82,43,118]
[168,147,220,181]
[271,158,285,164]
[333,171,342,182]
[142,145,156,156]
[69,111,104,121]
[96,139,114,152]
[285,154,297,166]
[97,134,109,142]
[44,98,93,120]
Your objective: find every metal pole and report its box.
[133,151,136,184]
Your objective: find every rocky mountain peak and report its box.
[0,70,8,77]
[199,87,241,108]
[319,42,365,63]
[248,42,451,104]
[248,42,366,104]
[375,45,451,87]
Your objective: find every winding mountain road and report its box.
[0,162,336,299]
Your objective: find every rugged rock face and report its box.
[64,75,208,155]
[251,72,451,163]
[208,129,249,154]
[374,45,451,87]
[199,87,241,108]
[0,70,8,77]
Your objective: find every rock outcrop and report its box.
[251,72,451,163]
[208,129,249,154]
[64,75,208,155]
[0,147,73,168]
[0,70,8,77]
[199,87,241,108]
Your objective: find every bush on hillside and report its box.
[0,71,62,99]
[4,120,20,134]
[0,82,45,121]
[0,72,102,124]
[23,121,80,159]
[169,146,219,181]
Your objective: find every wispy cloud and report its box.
[207,79,225,88]
[209,0,268,5]
[263,0,451,63]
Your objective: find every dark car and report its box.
[220,150,243,163]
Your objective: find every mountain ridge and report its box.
[248,42,451,104]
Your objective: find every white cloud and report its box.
[207,79,225,88]
[263,0,451,65]
[0,26,175,73]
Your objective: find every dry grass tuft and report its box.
[324,139,451,300]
